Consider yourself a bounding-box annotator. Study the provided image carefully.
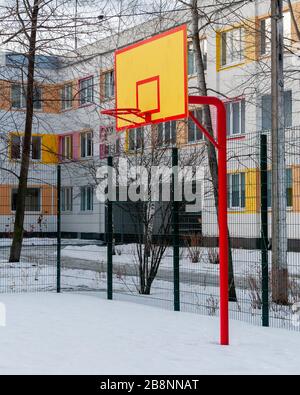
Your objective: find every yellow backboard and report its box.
[115,25,188,131]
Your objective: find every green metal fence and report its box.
[1,130,300,332]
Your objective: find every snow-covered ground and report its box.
[0,238,299,332]
[0,238,101,247]
[61,243,300,276]
[0,292,299,375]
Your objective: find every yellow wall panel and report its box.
[244,19,259,62]
[245,169,258,213]
[42,135,59,164]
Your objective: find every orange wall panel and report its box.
[0,80,11,110]
[176,120,187,146]
[42,185,57,215]
[291,2,300,43]
[0,185,11,215]
[293,165,300,212]
[43,84,61,113]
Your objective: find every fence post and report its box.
[57,164,61,293]
[172,147,180,311]
[260,134,269,326]
[107,156,113,300]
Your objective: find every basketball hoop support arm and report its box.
[189,95,229,346]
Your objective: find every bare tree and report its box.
[6,0,41,262]
[112,126,206,295]
[0,0,111,262]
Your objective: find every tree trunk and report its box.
[9,0,40,262]
[271,0,288,304]
[190,0,237,301]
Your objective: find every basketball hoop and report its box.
[101,108,152,126]
[99,24,230,346]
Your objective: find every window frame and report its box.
[10,134,42,161]
[80,186,94,212]
[261,90,292,130]
[80,131,93,158]
[100,126,119,159]
[260,11,291,57]
[188,109,204,143]
[227,173,246,210]
[225,99,246,136]
[11,187,41,213]
[157,121,177,146]
[221,27,244,67]
[61,187,73,212]
[188,38,207,76]
[31,135,42,160]
[79,76,94,107]
[11,134,21,160]
[61,83,73,111]
[11,83,43,111]
[61,135,73,161]
[128,127,144,152]
[103,70,115,100]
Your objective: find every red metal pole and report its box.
[216,101,229,346]
[188,96,229,345]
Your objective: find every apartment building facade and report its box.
[0,0,300,244]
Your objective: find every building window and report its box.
[157,121,176,146]
[61,135,72,160]
[61,187,73,212]
[80,186,93,211]
[11,84,26,109]
[80,131,93,158]
[31,136,41,160]
[103,70,115,100]
[61,84,73,110]
[225,99,245,136]
[11,84,42,110]
[11,135,21,159]
[267,168,293,208]
[11,187,41,212]
[11,135,41,160]
[261,90,292,130]
[188,109,204,143]
[100,126,119,159]
[221,28,244,66]
[79,77,94,106]
[33,86,42,110]
[188,39,207,75]
[228,173,245,209]
[128,127,144,151]
[260,18,271,56]
[260,12,291,56]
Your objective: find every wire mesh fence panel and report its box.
[1,126,300,334]
[110,197,174,310]
[0,164,57,293]
[58,161,107,294]
[267,128,300,330]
